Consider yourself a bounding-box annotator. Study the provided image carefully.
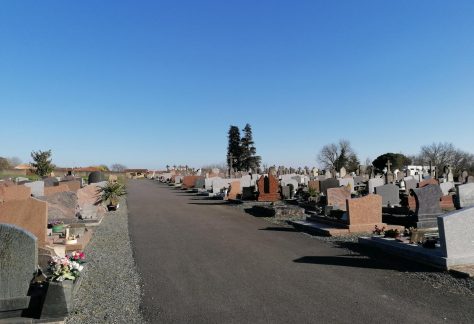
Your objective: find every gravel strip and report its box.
[65,198,145,324]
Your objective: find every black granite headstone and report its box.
[411,184,443,228]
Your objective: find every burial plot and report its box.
[411,184,443,228]
[257,174,280,202]
[44,183,70,196]
[0,224,37,319]
[456,183,474,208]
[438,206,474,267]
[374,184,400,206]
[327,187,351,211]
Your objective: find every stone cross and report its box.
[386,160,392,174]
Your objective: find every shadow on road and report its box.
[295,242,441,273]
[259,227,298,232]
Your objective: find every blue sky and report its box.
[1,1,474,169]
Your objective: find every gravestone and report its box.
[195,178,205,189]
[24,181,45,197]
[438,207,474,267]
[347,194,385,232]
[88,171,104,184]
[281,178,298,190]
[257,174,280,202]
[411,184,443,228]
[281,185,293,200]
[338,178,355,193]
[374,184,400,206]
[339,167,347,178]
[320,178,339,196]
[456,183,474,208]
[404,178,419,194]
[353,176,365,187]
[468,176,474,183]
[308,180,320,192]
[367,178,384,194]
[418,178,438,188]
[0,224,37,318]
[226,181,241,200]
[327,187,351,211]
[440,182,454,196]
[241,186,255,200]
[43,177,59,187]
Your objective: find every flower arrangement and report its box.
[48,251,85,282]
[48,219,64,226]
[373,225,386,236]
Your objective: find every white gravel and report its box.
[65,198,145,323]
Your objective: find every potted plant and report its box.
[96,181,126,211]
[49,220,65,233]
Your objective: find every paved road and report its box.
[127,180,474,323]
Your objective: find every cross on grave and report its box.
[386,160,392,174]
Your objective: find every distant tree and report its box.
[227,125,242,171]
[110,163,127,172]
[7,157,21,167]
[240,124,261,171]
[372,153,412,172]
[0,157,11,171]
[318,139,358,172]
[31,149,55,177]
[416,142,474,175]
[97,165,109,172]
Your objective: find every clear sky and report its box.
[1,1,474,169]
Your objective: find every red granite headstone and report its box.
[257,174,280,202]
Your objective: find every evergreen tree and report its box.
[31,149,55,177]
[227,125,242,171]
[240,124,261,171]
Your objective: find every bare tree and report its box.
[110,163,127,172]
[318,139,358,171]
[417,142,474,175]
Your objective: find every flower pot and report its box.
[107,204,118,211]
[52,224,64,233]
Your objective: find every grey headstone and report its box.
[241,186,255,200]
[374,184,400,206]
[456,183,474,208]
[320,178,339,196]
[43,177,59,187]
[353,176,365,186]
[404,178,419,194]
[0,224,37,315]
[195,178,205,189]
[438,206,474,267]
[24,180,45,197]
[338,178,355,193]
[411,184,443,228]
[88,171,105,184]
[368,177,385,194]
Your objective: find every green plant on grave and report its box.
[384,229,400,238]
[96,181,126,207]
[308,187,319,197]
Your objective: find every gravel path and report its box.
[65,198,145,324]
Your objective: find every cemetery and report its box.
[3,142,474,321]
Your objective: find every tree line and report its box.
[318,140,474,175]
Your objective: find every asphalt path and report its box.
[127,180,474,323]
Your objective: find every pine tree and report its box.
[31,149,55,177]
[240,124,261,171]
[227,125,242,171]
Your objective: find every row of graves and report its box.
[0,171,115,321]
[156,163,474,274]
